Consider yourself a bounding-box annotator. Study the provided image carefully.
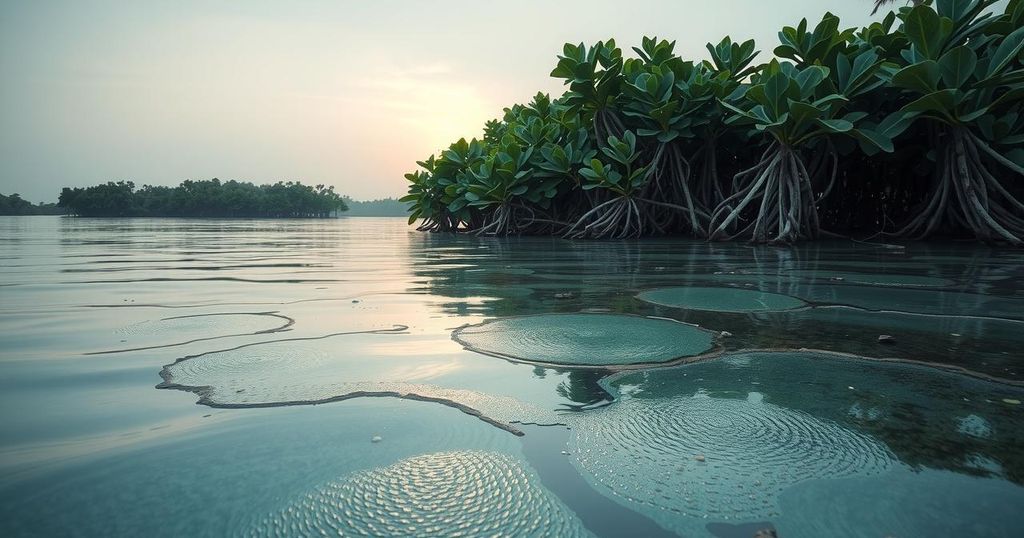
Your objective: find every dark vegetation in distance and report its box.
[58,179,348,218]
[342,197,408,217]
[0,193,64,215]
[403,1,1024,244]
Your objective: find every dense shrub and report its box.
[404,1,1024,243]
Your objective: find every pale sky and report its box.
[0,0,996,202]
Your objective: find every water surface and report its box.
[1,216,1022,537]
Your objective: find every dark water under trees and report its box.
[1,216,1022,537]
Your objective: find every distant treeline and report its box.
[58,179,348,218]
[341,197,407,217]
[0,193,64,215]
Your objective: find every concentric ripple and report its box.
[569,393,894,528]
[636,286,806,312]
[248,451,591,538]
[452,313,716,366]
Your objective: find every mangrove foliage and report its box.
[58,179,347,218]
[0,193,63,215]
[403,0,1024,244]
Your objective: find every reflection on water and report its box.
[1,216,1023,538]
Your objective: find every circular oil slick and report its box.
[452,313,715,367]
[250,451,590,538]
[637,286,806,312]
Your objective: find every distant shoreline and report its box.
[0,214,409,219]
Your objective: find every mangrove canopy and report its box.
[402,0,1024,244]
[58,179,348,218]
[0,193,63,215]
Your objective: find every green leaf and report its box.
[787,100,823,128]
[987,26,1024,78]
[904,6,949,60]
[936,0,979,24]
[958,108,989,122]
[816,118,854,133]
[878,111,920,138]
[854,128,895,153]
[795,66,828,98]
[892,61,941,92]
[657,131,679,143]
[811,93,848,109]
[902,89,962,116]
[623,130,637,153]
[763,72,789,116]
[939,46,978,88]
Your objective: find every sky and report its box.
[0,0,994,202]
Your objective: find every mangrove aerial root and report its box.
[709,143,825,243]
[895,130,1024,246]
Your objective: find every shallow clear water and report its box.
[1,216,1023,537]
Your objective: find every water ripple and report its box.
[246,451,592,538]
[569,393,895,527]
[453,313,718,367]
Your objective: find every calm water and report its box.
[1,216,1023,537]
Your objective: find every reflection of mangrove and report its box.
[408,235,1024,378]
[407,235,671,316]
[555,370,613,410]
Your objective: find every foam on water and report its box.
[248,451,593,538]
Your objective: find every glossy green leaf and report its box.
[903,6,949,60]
[892,61,941,92]
[987,26,1024,78]
[939,46,978,88]
[816,118,854,133]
